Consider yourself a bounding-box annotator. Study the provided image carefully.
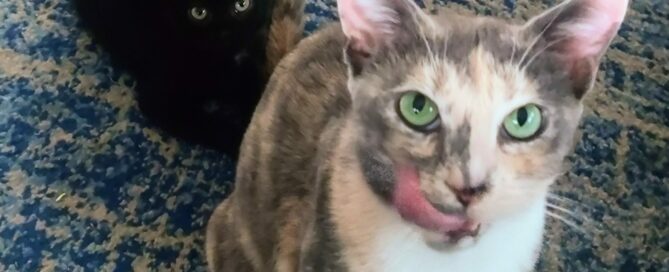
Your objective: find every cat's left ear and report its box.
[523,0,629,99]
[337,0,427,75]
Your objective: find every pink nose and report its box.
[454,184,488,207]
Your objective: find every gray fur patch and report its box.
[301,164,347,272]
[356,146,396,203]
[449,123,471,158]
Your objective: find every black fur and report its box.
[73,0,276,157]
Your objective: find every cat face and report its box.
[161,0,272,54]
[339,0,627,237]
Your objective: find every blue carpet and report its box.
[0,0,667,271]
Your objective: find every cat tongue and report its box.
[392,165,468,233]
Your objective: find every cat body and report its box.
[73,0,304,156]
[206,0,628,271]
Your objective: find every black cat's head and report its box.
[161,0,274,63]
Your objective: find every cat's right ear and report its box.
[337,0,425,75]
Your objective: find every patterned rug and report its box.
[0,0,667,271]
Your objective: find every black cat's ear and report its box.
[337,0,427,75]
[523,0,629,99]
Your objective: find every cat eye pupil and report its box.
[412,95,426,114]
[516,107,528,126]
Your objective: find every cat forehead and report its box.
[430,14,522,63]
[378,16,571,107]
[373,15,525,81]
[388,17,525,87]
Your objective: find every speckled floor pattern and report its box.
[0,0,667,271]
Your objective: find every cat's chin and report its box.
[420,222,485,251]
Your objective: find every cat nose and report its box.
[454,184,489,207]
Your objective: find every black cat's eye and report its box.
[233,0,252,14]
[189,6,210,21]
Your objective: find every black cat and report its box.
[73,0,304,157]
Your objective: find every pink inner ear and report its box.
[337,0,400,53]
[560,0,629,59]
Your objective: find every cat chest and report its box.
[360,200,547,272]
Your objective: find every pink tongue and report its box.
[392,165,467,233]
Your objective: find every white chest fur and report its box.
[371,198,546,272]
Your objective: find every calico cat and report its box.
[206,0,628,270]
[73,0,304,156]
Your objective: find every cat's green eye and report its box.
[189,6,209,21]
[503,104,543,140]
[234,0,252,13]
[398,92,440,131]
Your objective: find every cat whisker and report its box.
[510,38,518,63]
[546,202,579,218]
[547,194,606,236]
[517,4,567,68]
[548,193,598,212]
[520,36,569,72]
[546,210,589,236]
[409,1,438,72]
[441,36,449,64]
[546,202,598,226]
[547,193,579,205]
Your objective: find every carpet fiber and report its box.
[0,0,667,271]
